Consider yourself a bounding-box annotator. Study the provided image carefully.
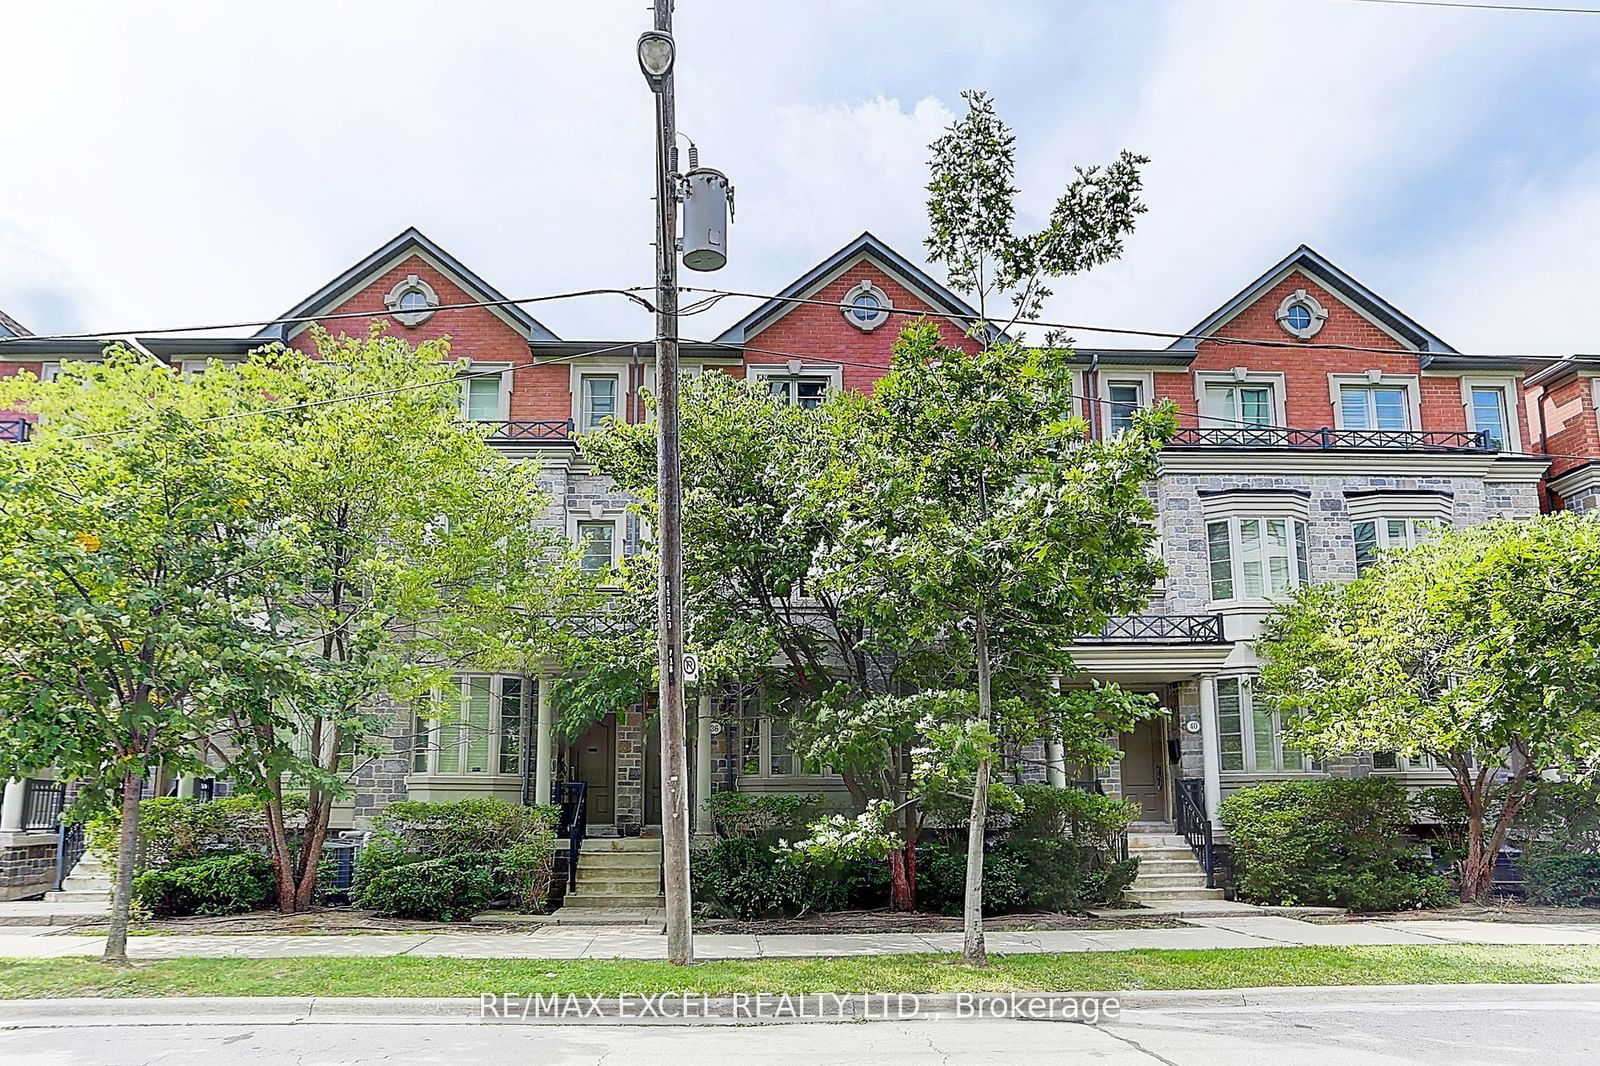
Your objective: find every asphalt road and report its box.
[5,989,1599,1065]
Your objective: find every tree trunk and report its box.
[293,792,335,910]
[262,780,298,913]
[962,602,994,966]
[888,847,912,911]
[103,769,143,965]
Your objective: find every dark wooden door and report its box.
[574,714,616,826]
[644,716,662,827]
[1119,717,1167,822]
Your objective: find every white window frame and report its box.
[1204,514,1311,605]
[460,362,512,423]
[1459,376,1521,453]
[747,362,843,410]
[411,674,526,778]
[1215,675,1317,774]
[577,372,621,431]
[1352,515,1438,573]
[1098,370,1154,436]
[734,686,833,780]
[1328,372,1421,432]
[1372,750,1439,773]
[1194,369,1286,432]
[568,508,625,580]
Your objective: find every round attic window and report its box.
[384,274,440,328]
[1275,288,1328,340]
[842,280,890,332]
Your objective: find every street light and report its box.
[637,30,674,87]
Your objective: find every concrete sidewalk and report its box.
[2,915,1599,960]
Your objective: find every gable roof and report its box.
[0,308,31,339]
[714,231,999,344]
[1171,244,1456,356]
[257,227,559,342]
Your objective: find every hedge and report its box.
[132,851,275,917]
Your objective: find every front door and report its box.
[574,714,616,826]
[1119,716,1167,821]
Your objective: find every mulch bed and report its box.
[1351,900,1600,925]
[695,909,1182,935]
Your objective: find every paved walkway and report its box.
[2,916,1599,960]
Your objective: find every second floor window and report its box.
[1469,385,1509,449]
[1106,380,1144,434]
[582,375,619,430]
[1203,383,1274,428]
[1339,384,1409,431]
[1353,516,1436,572]
[1206,515,1310,601]
[577,520,616,576]
[766,376,829,410]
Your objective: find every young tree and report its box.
[579,372,938,907]
[212,329,566,912]
[1256,515,1600,903]
[0,353,291,962]
[815,324,1174,964]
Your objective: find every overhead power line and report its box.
[1321,0,1600,13]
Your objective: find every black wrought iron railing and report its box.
[553,780,588,895]
[22,779,64,831]
[1,418,30,443]
[1168,426,1495,453]
[1175,778,1216,889]
[477,419,575,442]
[54,822,85,892]
[1083,614,1226,644]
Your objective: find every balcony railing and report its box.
[1081,613,1226,644]
[1168,426,1496,452]
[1,418,30,443]
[22,778,65,830]
[477,419,575,442]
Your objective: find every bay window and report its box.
[733,684,824,778]
[410,675,526,776]
[1215,676,1316,773]
[1353,516,1437,572]
[1205,516,1310,601]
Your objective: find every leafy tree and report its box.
[0,352,291,961]
[1256,515,1600,903]
[813,324,1173,963]
[207,329,568,911]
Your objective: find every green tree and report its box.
[0,352,292,962]
[814,324,1173,963]
[209,329,567,912]
[1256,515,1600,903]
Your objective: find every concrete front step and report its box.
[1128,836,1189,850]
[575,851,662,867]
[1131,875,1209,890]
[580,838,663,854]
[562,892,666,910]
[1136,858,1206,872]
[1127,846,1198,861]
[1123,885,1226,901]
[43,889,109,905]
[578,877,662,894]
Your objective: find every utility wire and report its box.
[1321,0,1600,13]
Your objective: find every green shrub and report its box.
[1012,785,1138,848]
[704,792,820,842]
[1521,781,1600,857]
[1222,779,1453,912]
[691,837,848,920]
[89,795,277,874]
[1525,853,1600,905]
[132,851,274,917]
[355,799,560,917]
[914,837,1134,917]
[356,852,498,921]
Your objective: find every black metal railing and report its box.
[1174,778,1216,889]
[1083,614,1226,644]
[477,419,575,442]
[22,779,65,830]
[54,822,85,891]
[1168,426,1495,453]
[553,780,588,894]
[0,418,29,443]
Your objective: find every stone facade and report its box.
[0,835,57,901]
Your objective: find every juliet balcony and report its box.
[1081,614,1227,644]
[1166,427,1497,452]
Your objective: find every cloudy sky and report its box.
[2,0,1597,355]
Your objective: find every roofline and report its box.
[0,336,272,359]
[1172,244,1456,355]
[529,339,741,361]
[713,231,1001,345]
[257,227,559,342]
[0,309,31,338]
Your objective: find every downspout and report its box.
[1086,351,1101,439]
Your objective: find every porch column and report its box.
[176,774,198,799]
[534,673,555,806]
[695,690,713,831]
[1198,675,1223,825]
[1045,740,1067,788]
[0,779,25,831]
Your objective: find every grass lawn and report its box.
[2,944,1599,999]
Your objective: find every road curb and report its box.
[0,984,1596,1028]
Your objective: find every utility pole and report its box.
[639,0,692,965]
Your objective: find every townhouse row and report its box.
[3,227,1597,897]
